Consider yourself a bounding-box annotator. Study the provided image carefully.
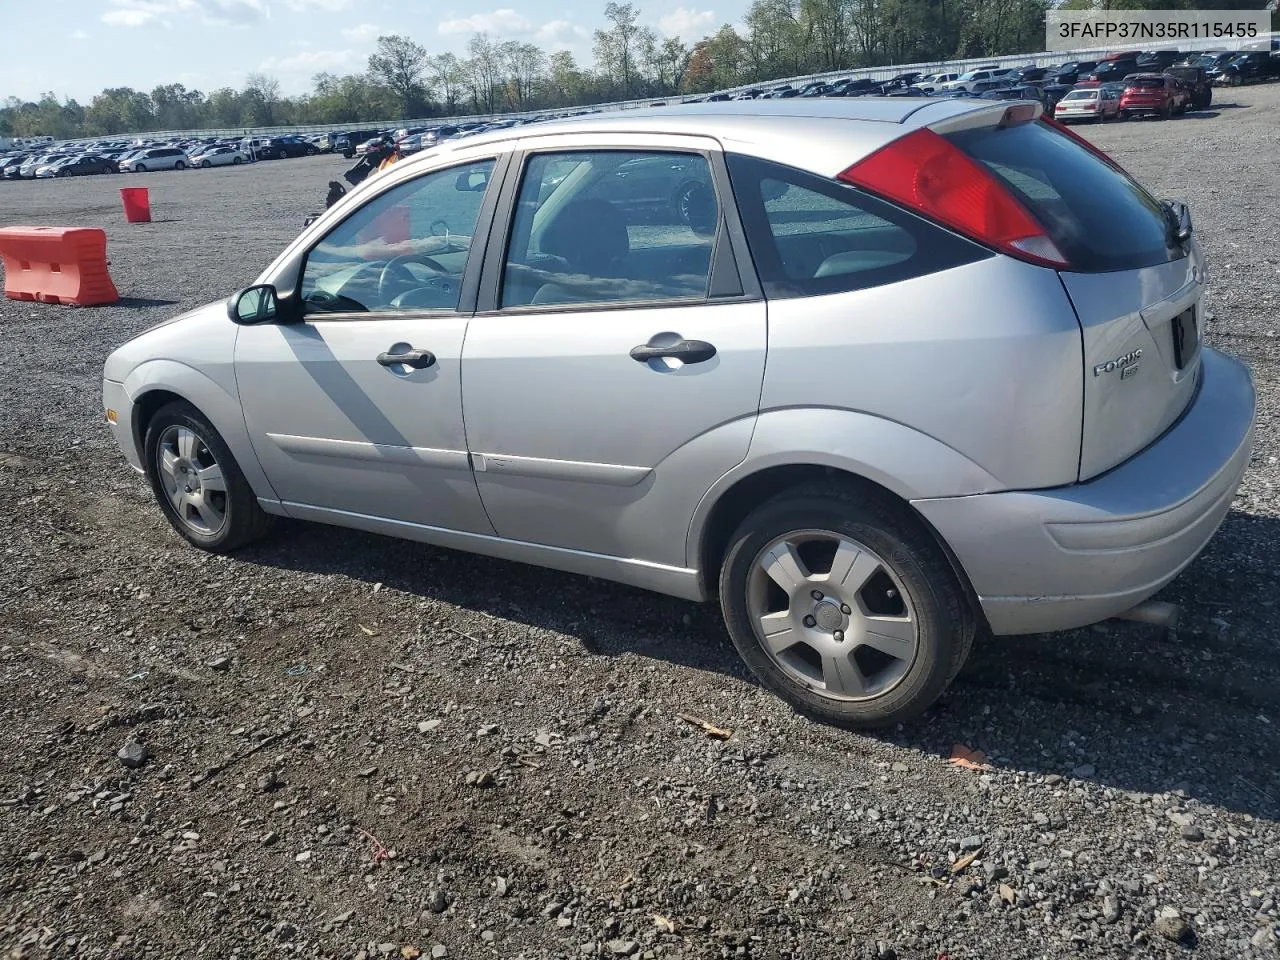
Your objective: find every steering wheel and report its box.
[377,253,450,300]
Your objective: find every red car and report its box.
[1119,73,1191,119]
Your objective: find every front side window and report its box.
[500,150,719,308]
[727,154,987,299]
[299,158,495,315]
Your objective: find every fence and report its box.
[51,30,1280,145]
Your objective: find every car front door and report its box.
[235,154,506,534]
[460,136,767,570]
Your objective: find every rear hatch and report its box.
[945,116,1201,479]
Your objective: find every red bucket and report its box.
[120,187,152,224]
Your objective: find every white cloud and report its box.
[438,8,531,36]
[657,6,715,39]
[283,0,353,9]
[341,22,381,42]
[102,0,265,28]
[102,0,192,28]
[259,48,355,74]
[535,19,590,47]
[71,29,91,40]
[198,0,269,25]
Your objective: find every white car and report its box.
[192,146,247,168]
[119,147,189,172]
[941,68,1002,92]
[916,72,959,93]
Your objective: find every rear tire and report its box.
[718,481,974,729]
[143,401,274,553]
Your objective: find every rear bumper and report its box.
[913,348,1255,635]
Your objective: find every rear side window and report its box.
[726,154,989,299]
[946,121,1179,272]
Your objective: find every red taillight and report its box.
[837,127,1068,269]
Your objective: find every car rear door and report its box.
[460,133,767,568]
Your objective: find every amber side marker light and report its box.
[105,409,118,424]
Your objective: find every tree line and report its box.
[1,0,1272,138]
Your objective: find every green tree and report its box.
[368,34,430,118]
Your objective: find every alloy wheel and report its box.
[155,424,228,537]
[746,530,919,701]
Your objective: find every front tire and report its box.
[134,164,147,172]
[718,482,973,729]
[144,401,274,553]
[175,160,186,170]
[200,159,211,168]
[232,156,243,165]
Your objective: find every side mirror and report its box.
[228,284,281,325]
[1163,200,1193,244]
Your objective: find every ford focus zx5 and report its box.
[103,99,1255,728]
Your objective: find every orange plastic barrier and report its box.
[0,226,119,306]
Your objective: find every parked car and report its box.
[979,85,1051,108]
[100,99,1255,729]
[1053,86,1122,122]
[830,78,880,97]
[339,129,385,158]
[193,146,248,168]
[1209,51,1280,86]
[119,147,188,172]
[45,154,119,177]
[18,154,69,178]
[1040,83,1076,109]
[1085,58,1141,83]
[1119,73,1192,119]
[1163,65,1213,109]
[1013,66,1050,83]
[255,137,319,160]
[1136,50,1183,71]
[1050,60,1097,84]
[969,78,1016,95]
[942,67,1001,91]
[913,73,959,93]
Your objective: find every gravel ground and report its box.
[2,90,1279,960]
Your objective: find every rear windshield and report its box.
[946,120,1180,272]
[1127,77,1163,88]
[1062,90,1098,100]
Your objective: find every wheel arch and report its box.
[693,461,989,633]
[123,360,280,505]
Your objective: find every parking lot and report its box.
[1,88,1279,960]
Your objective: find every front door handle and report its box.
[630,335,717,365]
[377,348,436,369]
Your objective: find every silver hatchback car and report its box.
[103,99,1255,727]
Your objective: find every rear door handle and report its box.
[377,348,436,369]
[630,336,717,365]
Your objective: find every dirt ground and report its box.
[2,87,1279,960]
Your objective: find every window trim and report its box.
[473,143,760,317]
[286,151,511,324]
[726,153,991,300]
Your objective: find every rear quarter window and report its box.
[726,154,989,299]
[946,120,1181,272]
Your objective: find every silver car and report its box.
[102,99,1255,727]
[119,147,188,172]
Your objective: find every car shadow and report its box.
[114,296,182,308]
[235,507,1280,821]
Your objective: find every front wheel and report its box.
[200,159,211,168]
[232,156,243,165]
[306,147,318,156]
[718,483,974,729]
[175,160,186,170]
[134,164,147,172]
[144,401,274,553]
